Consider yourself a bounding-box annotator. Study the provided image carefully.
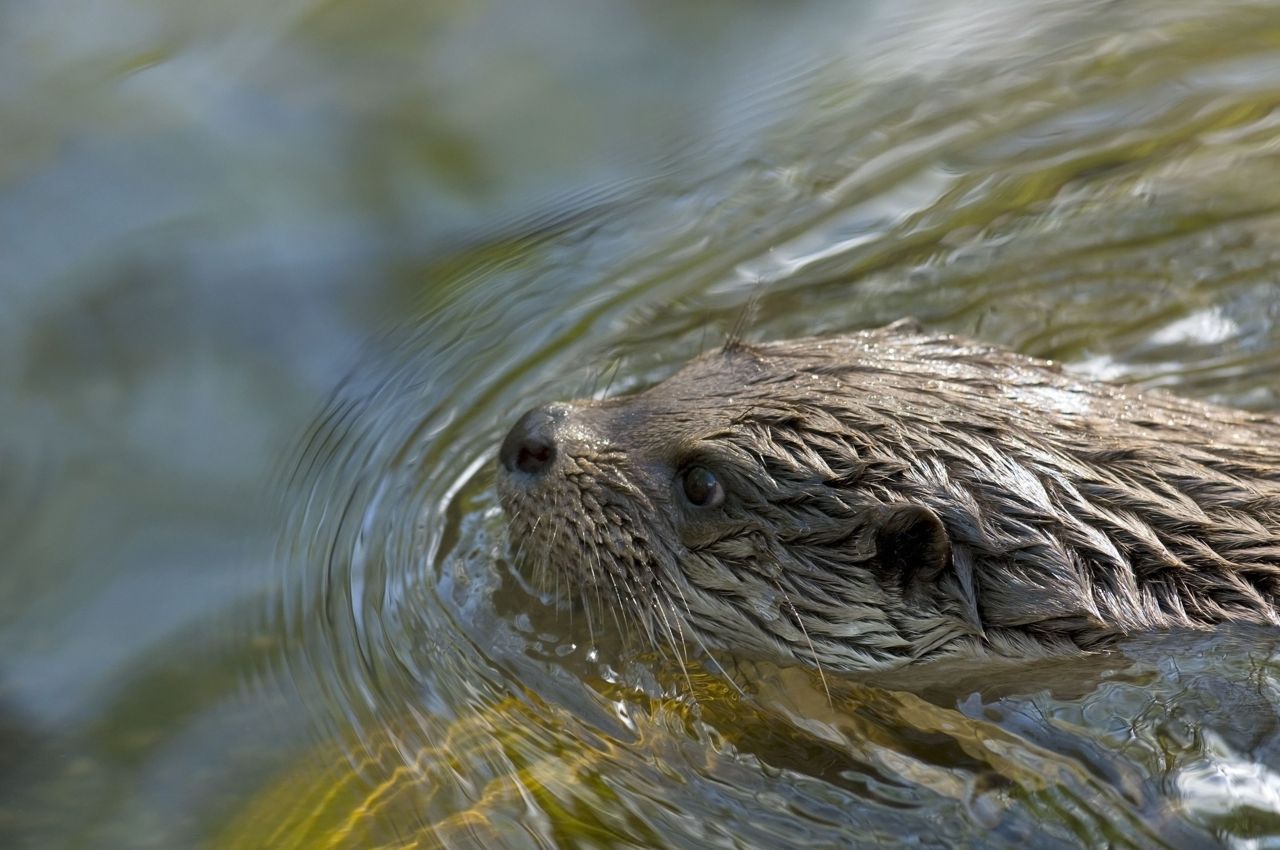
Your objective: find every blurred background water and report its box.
[5,0,1280,847]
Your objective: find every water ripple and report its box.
[245,2,1280,848]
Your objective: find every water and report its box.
[5,0,1280,847]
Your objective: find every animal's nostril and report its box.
[500,407,559,477]
[514,436,555,475]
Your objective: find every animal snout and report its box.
[499,404,566,478]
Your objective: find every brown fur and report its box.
[498,321,1280,672]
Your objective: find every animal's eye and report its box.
[680,466,725,508]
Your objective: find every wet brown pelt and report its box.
[498,320,1280,673]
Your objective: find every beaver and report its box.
[497,320,1280,673]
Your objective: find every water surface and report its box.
[5,1,1280,847]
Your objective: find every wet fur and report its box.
[499,322,1280,672]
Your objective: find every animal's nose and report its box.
[499,405,562,477]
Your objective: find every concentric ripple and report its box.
[244,2,1280,848]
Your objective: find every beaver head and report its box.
[497,325,1280,672]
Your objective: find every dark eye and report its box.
[680,466,725,508]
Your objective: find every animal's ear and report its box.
[872,503,951,593]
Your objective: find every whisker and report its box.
[551,515,600,649]
[649,586,695,697]
[599,356,624,401]
[506,506,544,596]
[584,547,608,651]
[625,575,663,659]
[774,579,832,708]
[597,547,630,643]
[723,276,764,353]
[511,508,538,584]
[554,546,563,610]
[605,571,638,659]
[541,518,576,634]
[663,579,745,699]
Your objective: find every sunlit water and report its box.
[6,0,1280,848]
